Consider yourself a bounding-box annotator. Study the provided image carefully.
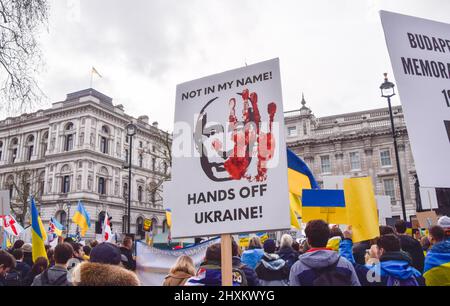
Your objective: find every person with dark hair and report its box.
[67,242,85,271]
[394,220,425,273]
[12,240,24,251]
[290,220,360,286]
[340,227,424,286]
[21,243,33,267]
[47,248,55,267]
[6,249,31,286]
[379,225,395,236]
[0,250,16,286]
[241,236,264,269]
[255,239,289,286]
[231,239,259,286]
[423,225,450,286]
[292,241,300,253]
[185,243,247,286]
[32,243,73,286]
[24,257,48,286]
[120,236,136,271]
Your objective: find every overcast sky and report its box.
[24,0,450,131]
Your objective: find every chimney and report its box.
[138,115,149,124]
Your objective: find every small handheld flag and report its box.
[102,212,113,242]
[49,217,64,237]
[1,215,24,236]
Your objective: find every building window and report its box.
[125,136,129,144]
[384,179,396,204]
[287,126,297,137]
[12,148,17,163]
[0,141,3,160]
[123,182,128,198]
[65,134,74,151]
[124,149,129,163]
[349,152,361,170]
[27,146,34,161]
[320,155,331,174]
[100,136,108,154]
[136,217,144,237]
[65,122,74,131]
[62,176,70,193]
[139,141,143,148]
[138,154,143,167]
[152,146,156,153]
[152,158,156,171]
[303,121,308,135]
[151,191,156,204]
[163,162,168,174]
[380,149,392,167]
[138,186,143,202]
[98,177,106,194]
[55,210,67,228]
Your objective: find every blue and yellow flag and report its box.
[2,231,11,250]
[49,217,64,237]
[423,240,450,286]
[30,197,48,262]
[72,201,91,236]
[287,148,319,228]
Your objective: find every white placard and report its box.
[323,175,349,190]
[170,58,290,238]
[419,187,439,210]
[0,190,10,216]
[376,195,393,226]
[381,11,450,188]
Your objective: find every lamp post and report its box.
[125,123,137,234]
[380,73,407,221]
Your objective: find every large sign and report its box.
[169,58,290,238]
[381,11,450,188]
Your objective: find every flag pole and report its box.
[221,234,233,286]
[90,68,93,88]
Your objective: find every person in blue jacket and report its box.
[339,226,425,286]
[241,236,264,270]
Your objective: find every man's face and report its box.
[0,265,10,277]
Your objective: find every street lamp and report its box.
[380,73,407,221]
[125,122,137,234]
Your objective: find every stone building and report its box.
[0,89,170,239]
[285,95,418,219]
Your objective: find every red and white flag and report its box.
[102,212,113,242]
[0,215,24,237]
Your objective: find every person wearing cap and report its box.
[70,242,140,286]
[21,243,34,267]
[255,239,289,286]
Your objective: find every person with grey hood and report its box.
[289,220,360,286]
[32,243,73,286]
[255,239,290,286]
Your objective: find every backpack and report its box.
[232,266,248,286]
[386,275,419,286]
[39,269,68,286]
[312,256,353,286]
[4,269,22,286]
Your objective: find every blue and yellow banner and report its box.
[72,201,91,236]
[30,197,48,262]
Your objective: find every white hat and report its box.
[437,216,450,229]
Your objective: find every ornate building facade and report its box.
[285,95,418,219]
[0,89,170,239]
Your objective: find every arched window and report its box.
[55,210,67,229]
[96,211,106,234]
[98,177,106,194]
[65,122,74,131]
[138,154,143,167]
[101,125,109,134]
[10,137,18,163]
[136,216,144,237]
[138,186,143,202]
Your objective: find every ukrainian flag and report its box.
[287,148,319,228]
[72,201,91,236]
[49,217,64,237]
[165,209,172,228]
[423,240,450,286]
[30,197,48,262]
[2,231,11,250]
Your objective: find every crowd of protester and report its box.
[1,215,449,286]
[0,236,139,286]
[163,215,450,286]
